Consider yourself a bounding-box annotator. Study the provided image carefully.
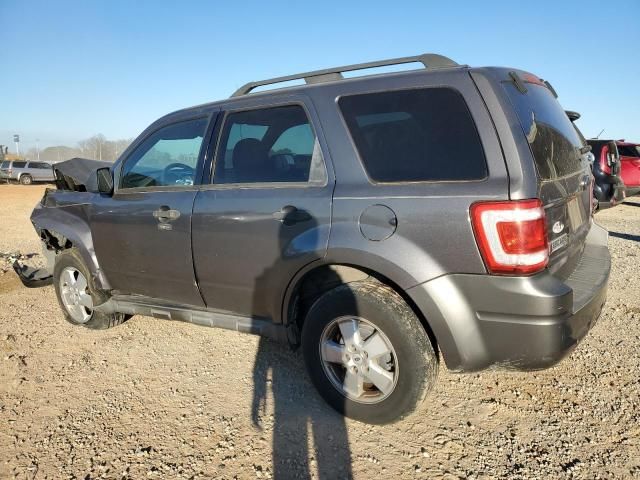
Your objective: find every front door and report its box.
[192,101,333,320]
[91,115,214,306]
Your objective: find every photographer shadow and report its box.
[250,211,353,479]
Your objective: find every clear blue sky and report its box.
[1,0,638,153]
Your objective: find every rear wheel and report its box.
[20,174,32,185]
[53,248,126,329]
[301,280,438,424]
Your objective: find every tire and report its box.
[301,280,438,424]
[20,174,33,185]
[53,248,126,329]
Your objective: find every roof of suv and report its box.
[162,53,469,122]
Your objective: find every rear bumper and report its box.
[407,223,610,372]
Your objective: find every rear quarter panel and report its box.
[307,69,509,288]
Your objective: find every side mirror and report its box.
[96,168,114,195]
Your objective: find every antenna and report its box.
[595,129,605,139]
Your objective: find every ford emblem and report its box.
[552,221,564,234]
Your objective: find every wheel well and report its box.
[287,264,439,355]
[40,229,73,252]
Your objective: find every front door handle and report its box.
[272,205,311,225]
[153,206,181,221]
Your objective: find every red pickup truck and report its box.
[616,141,640,196]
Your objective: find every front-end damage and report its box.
[20,158,112,289]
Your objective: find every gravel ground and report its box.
[0,184,639,480]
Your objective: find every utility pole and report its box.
[36,139,40,161]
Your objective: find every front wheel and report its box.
[53,248,126,329]
[301,280,438,424]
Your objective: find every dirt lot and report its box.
[0,184,639,480]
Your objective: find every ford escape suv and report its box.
[29,54,610,424]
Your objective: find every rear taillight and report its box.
[470,199,549,275]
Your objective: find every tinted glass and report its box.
[503,81,585,179]
[618,145,640,157]
[12,161,27,168]
[121,118,207,189]
[214,105,326,184]
[339,88,487,182]
[0,161,9,169]
[28,162,51,169]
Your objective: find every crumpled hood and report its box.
[54,157,113,192]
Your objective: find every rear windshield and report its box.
[0,161,9,169]
[339,87,487,183]
[503,79,584,179]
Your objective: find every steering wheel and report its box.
[163,162,195,186]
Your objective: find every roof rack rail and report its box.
[231,53,459,97]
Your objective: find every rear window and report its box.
[339,87,487,183]
[12,161,27,168]
[1,161,9,169]
[503,79,584,180]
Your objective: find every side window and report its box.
[28,162,50,169]
[12,161,27,168]
[618,145,639,157]
[213,105,326,184]
[339,88,487,182]
[120,118,208,189]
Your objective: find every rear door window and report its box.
[503,78,585,179]
[12,161,27,168]
[338,87,487,183]
[213,104,326,184]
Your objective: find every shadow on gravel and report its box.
[252,338,353,479]
[251,210,353,479]
[622,201,640,208]
[609,231,640,243]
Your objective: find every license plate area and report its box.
[567,196,584,231]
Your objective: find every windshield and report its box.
[503,79,585,180]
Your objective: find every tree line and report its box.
[24,134,133,163]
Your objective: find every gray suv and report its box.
[1,160,55,184]
[29,54,610,424]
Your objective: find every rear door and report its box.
[502,74,593,272]
[91,115,215,306]
[191,98,333,320]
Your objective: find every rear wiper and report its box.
[508,71,528,94]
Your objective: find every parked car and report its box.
[27,54,611,424]
[586,139,626,208]
[616,141,640,196]
[0,160,55,184]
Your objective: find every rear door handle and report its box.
[153,206,181,221]
[272,205,311,225]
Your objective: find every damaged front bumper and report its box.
[12,260,52,288]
